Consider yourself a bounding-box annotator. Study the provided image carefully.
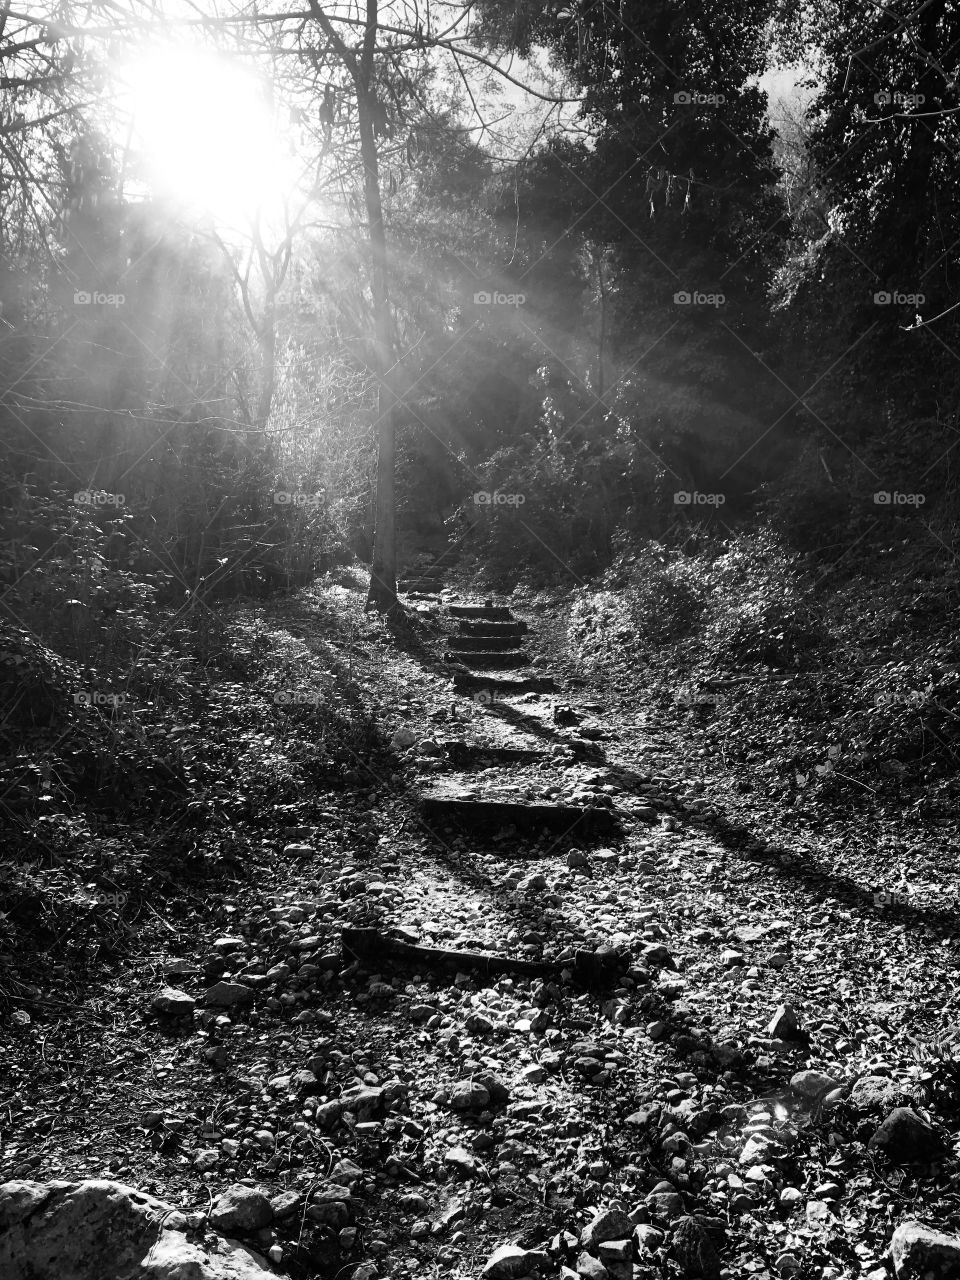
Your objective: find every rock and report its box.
[672,1216,721,1280]
[790,1069,838,1101]
[483,1245,540,1279]
[449,1080,490,1111]
[720,950,744,968]
[868,1108,947,1163]
[641,944,676,970]
[646,1190,685,1223]
[291,1070,320,1097]
[466,1012,495,1036]
[314,1101,343,1129]
[635,1225,665,1253]
[597,1240,632,1263]
[890,1221,960,1278]
[307,1202,350,1227]
[766,1003,803,1041]
[269,1191,301,1221]
[849,1075,908,1115]
[444,1147,477,1177]
[204,981,255,1008]
[330,1159,363,1185]
[150,987,196,1016]
[194,1149,220,1171]
[566,850,589,869]
[580,1208,634,1248]
[339,1086,385,1121]
[0,1179,276,1279]
[473,1070,510,1106]
[210,1185,273,1232]
[814,1182,843,1201]
[576,1253,610,1280]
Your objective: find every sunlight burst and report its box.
[119,45,297,228]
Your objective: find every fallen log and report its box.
[340,926,629,985]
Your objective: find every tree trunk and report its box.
[255,316,276,431]
[595,251,606,403]
[358,87,397,613]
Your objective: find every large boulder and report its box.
[848,1075,910,1116]
[868,1108,948,1163]
[0,1179,279,1279]
[890,1222,960,1278]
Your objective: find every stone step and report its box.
[449,651,530,669]
[440,740,553,767]
[420,791,620,837]
[457,619,528,638]
[448,604,513,621]
[399,581,442,593]
[446,635,523,652]
[439,739,601,765]
[453,671,556,695]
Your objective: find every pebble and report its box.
[204,980,255,1008]
[150,987,196,1016]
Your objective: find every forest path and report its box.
[3,574,960,1280]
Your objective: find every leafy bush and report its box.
[699,530,825,666]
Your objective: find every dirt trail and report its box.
[4,577,960,1280]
